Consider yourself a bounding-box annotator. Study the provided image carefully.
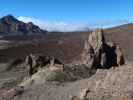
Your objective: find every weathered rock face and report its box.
[70,63,133,100]
[81,41,95,68]
[81,29,125,69]
[88,29,105,51]
[25,54,63,76]
[115,45,125,66]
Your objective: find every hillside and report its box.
[104,23,133,61]
[0,23,133,64]
[0,31,89,63]
[0,25,132,100]
[11,63,133,100]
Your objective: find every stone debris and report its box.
[0,86,24,100]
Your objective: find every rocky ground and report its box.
[0,27,133,100]
[0,63,133,100]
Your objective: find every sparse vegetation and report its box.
[46,70,68,82]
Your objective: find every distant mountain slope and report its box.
[0,15,47,35]
[104,23,133,61]
[0,23,133,63]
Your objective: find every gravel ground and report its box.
[10,63,133,100]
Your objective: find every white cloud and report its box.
[17,16,90,32]
[17,16,130,32]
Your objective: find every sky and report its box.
[0,0,133,31]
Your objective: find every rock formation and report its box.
[88,29,105,51]
[81,41,95,68]
[81,29,125,69]
[68,63,133,100]
[25,54,63,76]
[25,54,34,76]
[115,45,125,66]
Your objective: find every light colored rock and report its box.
[115,45,125,66]
[88,29,105,51]
[81,29,125,69]
[81,40,95,68]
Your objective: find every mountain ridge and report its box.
[0,15,47,36]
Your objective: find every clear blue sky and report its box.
[0,0,133,28]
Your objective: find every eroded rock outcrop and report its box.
[25,54,63,76]
[69,63,133,100]
[115,45,125,66]
[81,29,125,69]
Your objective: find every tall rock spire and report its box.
[88,29,105,51]
[81,29,125,69]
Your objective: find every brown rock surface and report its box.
[8,63,133,100]
[81,29,125,69]
[88,29,105,51]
